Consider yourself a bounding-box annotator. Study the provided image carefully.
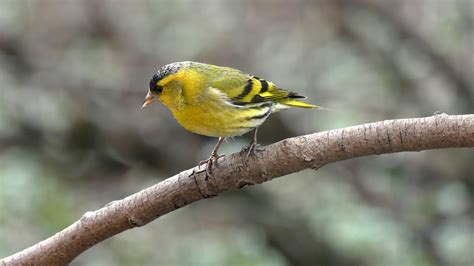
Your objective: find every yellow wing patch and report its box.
[229,77,308,105]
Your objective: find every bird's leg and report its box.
[241,128,264,164]
[198,137,225,179]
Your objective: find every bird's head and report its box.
[142,62,188,108]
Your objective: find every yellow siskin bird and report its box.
[142,61,323,175]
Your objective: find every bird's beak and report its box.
[142,91,157,109]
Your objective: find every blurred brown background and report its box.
[0,0,473,265]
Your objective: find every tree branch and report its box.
[2,113,473,265]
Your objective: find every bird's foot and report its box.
[240,142,263,166]
[198,153,225,180]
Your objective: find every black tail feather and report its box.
[288,92,307,99]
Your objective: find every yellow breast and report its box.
[165,92,272,137]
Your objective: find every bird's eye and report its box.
[151,84,163,93]
[149,74,164,93]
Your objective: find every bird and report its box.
[142,61,323,176]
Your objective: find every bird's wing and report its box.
[208,67,305,106]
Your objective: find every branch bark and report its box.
[2,113,473,265]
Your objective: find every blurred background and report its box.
[0,0,473,265]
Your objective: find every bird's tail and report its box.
[277,92,327,109]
